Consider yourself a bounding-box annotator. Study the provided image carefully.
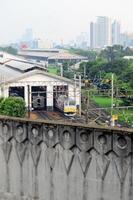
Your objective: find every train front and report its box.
[64,98,77,116]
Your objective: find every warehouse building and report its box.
[18,49,87,64]
[0,58,80,111]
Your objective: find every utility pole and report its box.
[99,70,102,81]
[84,63,86,78]
[79,75,81,116]
[85,90,89,124]
[60,64,63,77]
[111,73,114,126]
[74,74,76,101]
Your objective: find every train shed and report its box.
[0,62,80,111]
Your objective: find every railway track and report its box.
[35,110,85,123]
[36,111,53,120]
[82,101,109,125]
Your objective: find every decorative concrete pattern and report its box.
[0,118,132,200]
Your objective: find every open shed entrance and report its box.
[53,85,68,109]
[31,86,47,110]
[9,87,24,99]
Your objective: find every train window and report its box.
[69,100,75,105]
[64,101,69,106]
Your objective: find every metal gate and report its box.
[32,95,45,109]
[31,86,47,110]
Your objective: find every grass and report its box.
[91,95,133,125]
[48,65,59,75]
[91,96,123,108]
[92,96,111,107]
[117,109,133,124]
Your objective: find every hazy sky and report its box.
[0,0,133,44]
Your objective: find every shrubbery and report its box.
[0,97,26,117]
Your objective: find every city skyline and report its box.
[90,17,122,49]
[0,0,133,44]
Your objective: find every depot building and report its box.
[0,58,80,111]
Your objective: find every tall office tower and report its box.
[90,16,111,49]
[90,22,96,49]
[112,20,121,45]
[96,16,111,48]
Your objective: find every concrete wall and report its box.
[0,116,132,200]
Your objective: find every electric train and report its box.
[55,95,77,116]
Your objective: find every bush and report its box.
[0,97,26,117]
[0,97,4,112]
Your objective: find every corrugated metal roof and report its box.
[0,64,23,83]
[0,51,26,62]
[48,52,87,60]
[5,60,46,72]
[2,69,76,86]
[18,50,87,60]
[6,60,36,71]
[18,51,58,58]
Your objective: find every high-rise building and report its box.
[90,16,111,49]
[90,22,96,49]
[112,20,121,45]
[96,16,111,48]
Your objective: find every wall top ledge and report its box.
[0,114,132,134]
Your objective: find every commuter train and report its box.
[55,95,77,116]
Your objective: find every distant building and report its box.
[112,20,121,45]
[126,33,133,47]
[96,16,111,48]
[120,33,128,47]
[22,28,33,42]
[90,22,96,49]
[123,55,133,60]
[75,32,88,49]
[90,16,111,49]
[18,49,87,64]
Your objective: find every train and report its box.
[55,95,77,116]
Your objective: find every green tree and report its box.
[0,46,18,55]
[122,62,133,88]
[100,45,125,62]
[68,48,97,61]
[124,47,133,56]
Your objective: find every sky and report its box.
[0,0,133,44]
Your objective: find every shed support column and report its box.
[4,86,9,98]
[25,85,32,109]
[24,86,28,108]
[0,86,2,97]
[47,85,53,111]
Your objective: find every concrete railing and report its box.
[0,115,132,200]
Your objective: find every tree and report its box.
[100,45,125,62]
[100,46,115,62]
[0,46,18,55]
[122,62,133,88]
[68,48,97,61]
[79,59,107,78]
[125,47,133,56]
[0,97,26,117]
